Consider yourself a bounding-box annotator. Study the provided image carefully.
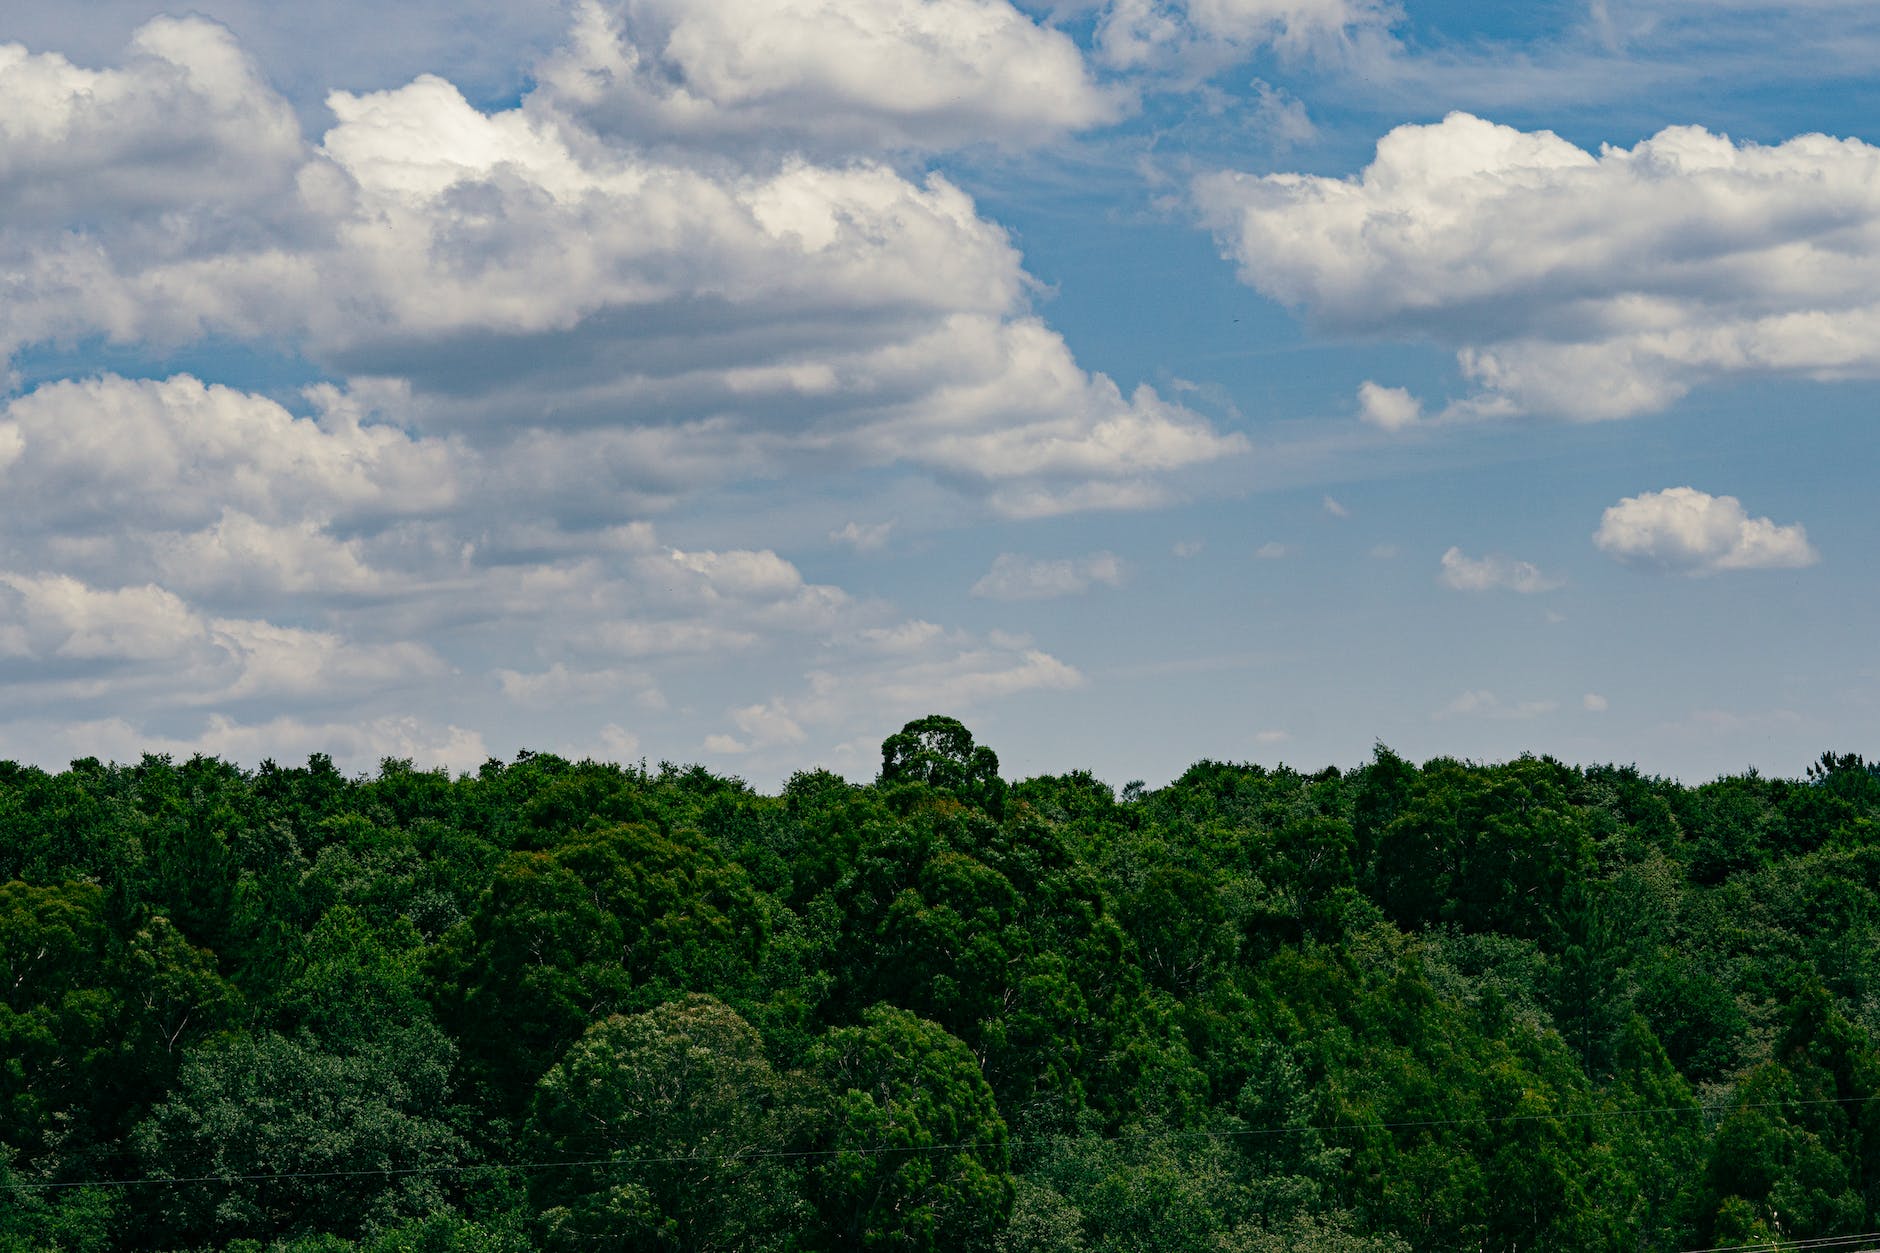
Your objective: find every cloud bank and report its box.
[1197,111,1880,419]
[1,17,1245,517]
[0,11,1261,769]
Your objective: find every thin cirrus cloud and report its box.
[1593,487,1820,575]
[971,552,1127,601]
[1195,111,1880,420]
[1434,690,1559,721]
[1438,547,1563,594]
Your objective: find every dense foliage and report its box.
[3,718,1879,1251]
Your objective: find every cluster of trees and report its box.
[3,717,1879,1251]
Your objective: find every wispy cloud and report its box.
[1434,690,1559,721]
[971,552,1126,600]
[1438,548,1563,594]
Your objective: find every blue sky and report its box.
[0,0,1872,786]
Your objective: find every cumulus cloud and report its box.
[1593,486,1819,574]
[0,570,444,708]
[0,375,457,535]
[0,17,302,227]
[1438,547,1563,593]
[1322,495,1350,518]
[1357,380,1421,431]
[536,0,1127,153]
[1196,112,1880,419]
[1583,693,1608,712]
[0,376,467,621]
[0,573,203,665]
[0,366,1098,771]
[971,552,1126,600]
[0,13,1248,773]
[210,620,447,702]
[0,23,1243,513]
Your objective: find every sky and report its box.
[0,0,1874,788]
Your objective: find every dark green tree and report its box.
[528,995,801,1251]
[807,1006,1011,1252]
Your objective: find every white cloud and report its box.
[727,702,808,749]
[0,570,446,707]
[1322,495,1349,517]
[0,375,458,537]
[832,520,894,552]
[0,13,1254,776]
[1246,80,1316,149]
[0,17,302,228]
[853,619,950,655]
[1593,486,1819,574]
[703,634,1085,768]
[1357,380,1421,431]
[210,619,447,701]
[1583,692,1609,712]
[987,478,1180,520]
[536,0,1127,153]
[1096,0,1399,75]
[1434,690,1559,720]
[1254,541,1289,559]
[1254,728,1292,745]
[1173,539,1204,558]
[57,713,491,774]
[834,316,1249,486]
[496,663,664,709]
[1196,112,1880,419]
[0,1,573,115]
[0,573,202,663]
[1369,543,1399,560]
[0,25,1243,514]
[1438,547,1563,593]
[593,723,641,761]
[971,552,1126,600]
[579,620,764,659]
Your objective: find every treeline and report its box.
[3,717,1879,1251]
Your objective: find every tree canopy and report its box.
[2,726,1878,1250]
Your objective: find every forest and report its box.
[3,715,1879,1252]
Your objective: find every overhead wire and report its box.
[7,1089,1880,1194]
[1678,1235,1880,1253]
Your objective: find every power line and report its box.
[7,1090,1879,1194]
[1680,1234,1880,1253]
